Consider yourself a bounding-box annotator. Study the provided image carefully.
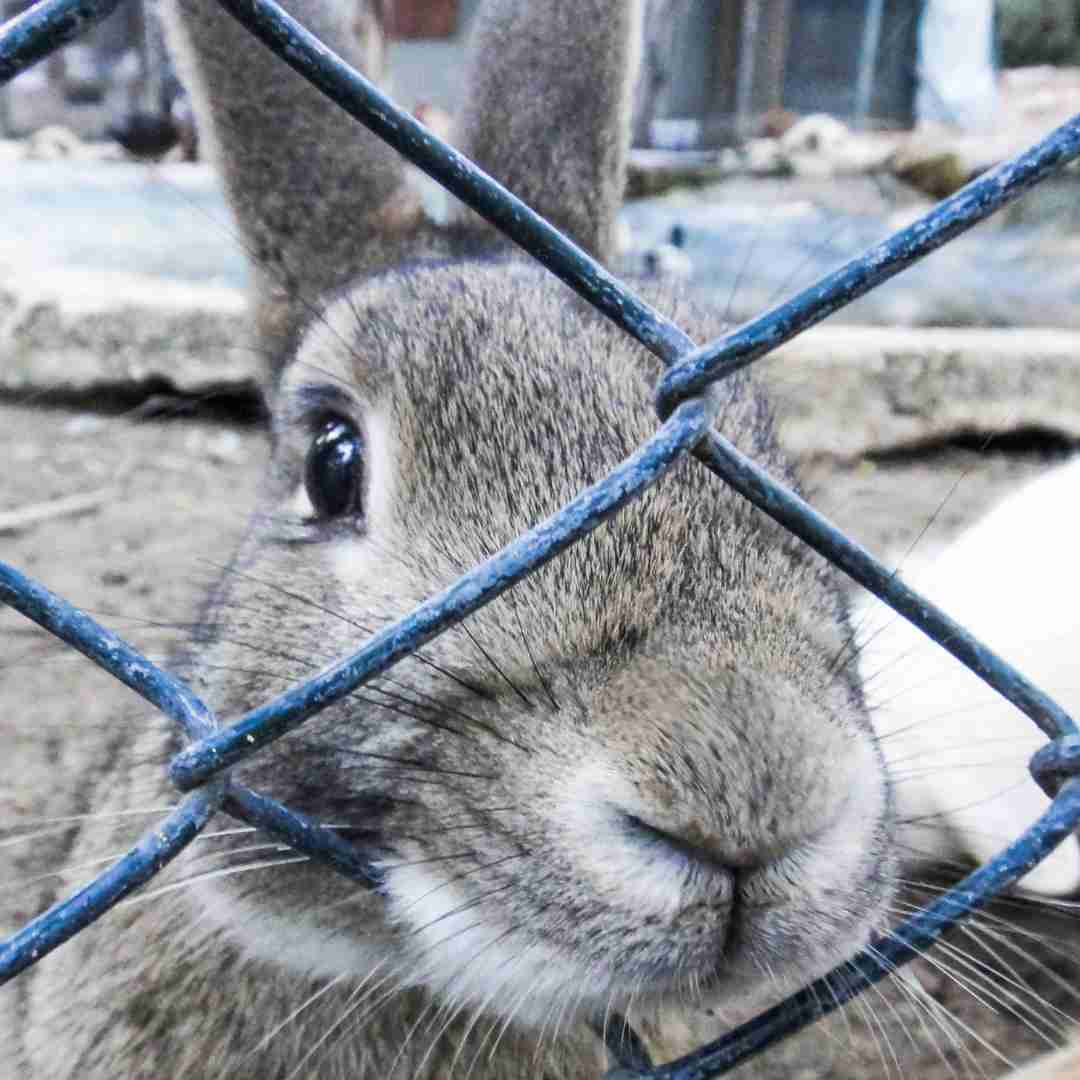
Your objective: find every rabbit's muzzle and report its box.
[198,631,891,1030]
[192,615,892,1035]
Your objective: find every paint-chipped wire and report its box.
[0,0,123,82]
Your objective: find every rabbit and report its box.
[2,0,900,1076]
[851,455,1080,1080]
[17,0,1080,1076]
[858,455,1080,901]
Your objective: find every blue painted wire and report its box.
[0,561,214,741]
[224,786,383,889]
[0,0,123,82]
[0,787,222,985]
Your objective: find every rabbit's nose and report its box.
[600,745,855,897]
[561,654,873,916]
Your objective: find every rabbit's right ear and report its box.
[453,0,643,264]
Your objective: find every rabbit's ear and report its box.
[453,0,643,263]
[163,0,416,369]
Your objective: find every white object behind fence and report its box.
[917,0,999,132]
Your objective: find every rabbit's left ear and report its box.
[162,0,414,372]
[859,463,1080,898]
[451,0,643,264]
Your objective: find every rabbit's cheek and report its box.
[732,795,896,980]
[187,887,394,985]
[379,859,592,1026]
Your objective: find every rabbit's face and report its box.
[188,263,894,1029]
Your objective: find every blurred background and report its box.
[2,0,1078,145]
[0,0,1076,149]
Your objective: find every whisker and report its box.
[0,805,180,830]
[458,622,533,710]
[954,924,1075,1036]
[486,961,546,1065]
[196,575,528,751]
[723,211,765,325]
[845,963,895,1079]
[880,959,974,1078]
[435,926,527,1079]
[282,960,400,1080]
[1,850,135,892]
[363,682,529,752]
[507,593,558,711]
[394,989,451,1077]
[879,927,1016,1071]
[314,744,496,782]
[392,851,536,923]
[245,972,349,1058]
[119,855,310,905]
[202,558,496,701]
[862,973,911,1076]
[838,455,985,683]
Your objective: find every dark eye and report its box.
[304,418,365,520]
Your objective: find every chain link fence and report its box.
[2,0,1080,1076]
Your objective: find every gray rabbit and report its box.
[9,1,906,1075]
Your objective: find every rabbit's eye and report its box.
[304,418,365,520]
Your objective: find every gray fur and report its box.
[453,0,641,261]
[163,0,433,370]
[11,1,901,1076]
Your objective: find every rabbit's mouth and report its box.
[376,814,892,1034]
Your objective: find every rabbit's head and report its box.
[166,0,894,1039]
